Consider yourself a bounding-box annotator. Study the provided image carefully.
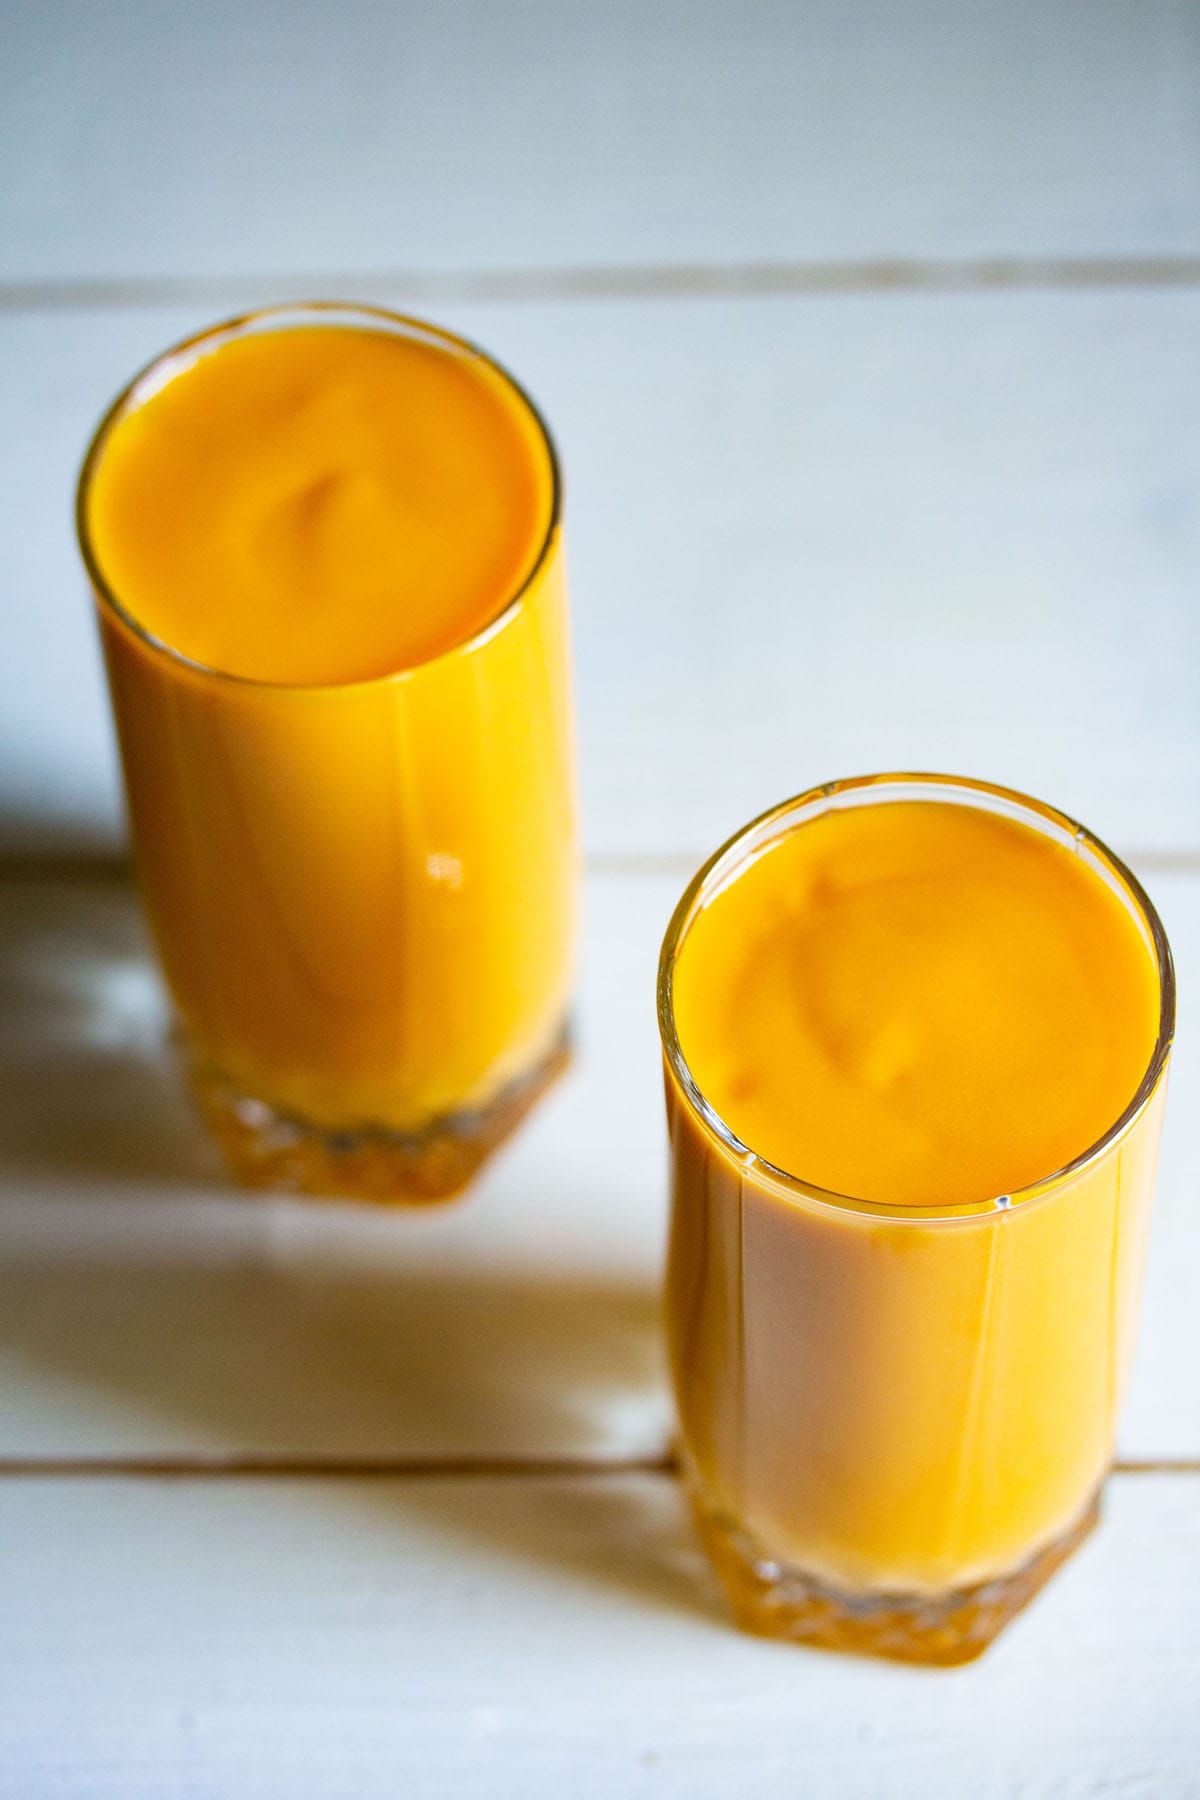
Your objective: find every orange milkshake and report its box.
[659,774,1172,1663]
[79,306,577,1200]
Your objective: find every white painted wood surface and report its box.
[4,1,1200,1792]
[1,867,1198,1465]
[5,0,1199,286]
[0,872,671,1463]
[1,1472,1197,1800]
[4,289,1200,855]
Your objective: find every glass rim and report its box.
[657,771,1176,1224]
[75,300,563,695]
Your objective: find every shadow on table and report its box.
[0,873,224,1186]
[0,877,719,1629]
[0,1240,719,1628]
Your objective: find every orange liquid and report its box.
[85,317,576,1136]
[666,795,1166,1592]
[87,326,554,685]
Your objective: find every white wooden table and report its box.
[3,5,1199,1793]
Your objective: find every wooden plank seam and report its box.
[4,255,1200,314]
[0,1455,1193,1480]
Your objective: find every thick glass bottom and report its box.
[189,1024,571,1204]
[688,1476,1102,1666]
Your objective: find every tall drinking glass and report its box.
[658,774,1173,1663]
[78,305,577,1201]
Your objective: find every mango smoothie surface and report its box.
[672,799,1160,1208]
[85,321,555,684]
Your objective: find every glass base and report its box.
[189,1025,571,1204]
[689,1479,1102,1666]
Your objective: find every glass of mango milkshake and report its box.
[659,773,1173,1664]
[77,305,576,1202]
